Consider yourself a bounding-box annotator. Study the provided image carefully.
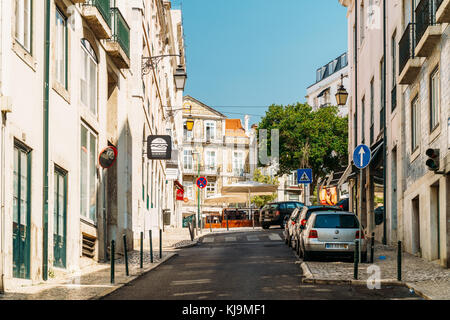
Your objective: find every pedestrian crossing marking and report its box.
[203,238,214,243]
[299,172,310,182]
[247,235,259,241]
[269,234,282,241]
[225,237,237,242]
[171,279,212,286]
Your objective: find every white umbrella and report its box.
[203,193,248,205]
[221,181,278,222]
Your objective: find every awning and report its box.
[317,87,330,98]
[174,180,184,191]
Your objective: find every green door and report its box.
[53,168,67,268]
[13,145,31,279]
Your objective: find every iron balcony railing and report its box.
[391,85,397,111]
[399,23,416,75]
[415,0,439,45]
[85,0,111,27]
[110,7,130,58]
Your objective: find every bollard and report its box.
[159,229,162,259]
[149,230,153,264]
[123,234,129,276]
[110,240,115,284]
[397,241,402,281]
[354,240,359,280]
[226,213,229,231]
[370,232,375,263]
[140,232,143,269]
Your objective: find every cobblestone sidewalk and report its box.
[301,243,450,300]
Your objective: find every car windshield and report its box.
[314,214,360,229]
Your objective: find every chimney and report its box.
[244,115,249,134]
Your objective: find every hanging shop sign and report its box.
[147,135,172,160]
[98,146,118,169]
[176,189,184,201]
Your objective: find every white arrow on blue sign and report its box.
[353,144,372,169]
[297,169,313,184]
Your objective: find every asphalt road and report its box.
[102,228,421,300]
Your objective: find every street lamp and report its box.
[174,65,187,91]
[335,74,349,106]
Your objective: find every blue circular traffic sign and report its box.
[196,177,208,189]
[353,144,372,169]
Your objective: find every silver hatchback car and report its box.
[299,211,367,262]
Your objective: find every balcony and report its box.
[104,7,130,69]
[436,0,450,23]
[81,0,112,39]
[415,0,442,57]
[399,23,421,85]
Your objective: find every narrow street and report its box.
[102,229,421,300]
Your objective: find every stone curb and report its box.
[89,252,178,300]
[300,261,426,289]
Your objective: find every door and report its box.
[53,168,67,268]
[13,144,31,279]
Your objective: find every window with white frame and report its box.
[55,7,67,88]
[183,150,193,171]
[80,124,97,222]
[15,0,32,52]
[233,151,244,176]
[205,150,216,171]
[430,68,440,131]
[206,181,216,197]
[80,39,98,115]
[185,181,194,200]
[205,121,216,141]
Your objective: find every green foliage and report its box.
[251,168,279,208]
[258,103,348,195]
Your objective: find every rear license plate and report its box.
[325,243,348,249]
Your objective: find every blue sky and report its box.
[174,0,348,125]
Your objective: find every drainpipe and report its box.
[382,0,387,245]
[354,2,358,217]
[42,0,51,281]
[0,0,4,293]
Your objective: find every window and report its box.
[55,7,67,88]
[205,121,216,141]
[354,110,358,149]
[185,181,194,200]
[183,150,193,171]
[411,96,419,152]
[80,124,97,222]
[15,0,32,52]
[53,167,67,269]
[392,32,397,87]
[380,57,385,129]
[314,214,359,229]
[205,150,216,171]
[80,39,98,115]
[430,68,440,131]
[360,1,365,44]
[13,143,31,279]
[361,96,365,144]
[206,181,216,197]
[233,152,244,176]
[370,78,374,144]
[183,121,193,141]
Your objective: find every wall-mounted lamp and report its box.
[335,74,349,106]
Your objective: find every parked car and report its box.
[260,201,304,229]
[298,211,367,262]
[292,205,343,253]
[336,198,349,211]
[283,207,303,247]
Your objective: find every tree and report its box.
[258,103,348,198]
[250,168,279,208]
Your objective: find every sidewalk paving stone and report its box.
[300,243,450,300]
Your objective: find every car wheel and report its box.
[296,239,301,256]
[262,224,269,230]
[288,235,292,248]
[284,233,288,244]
